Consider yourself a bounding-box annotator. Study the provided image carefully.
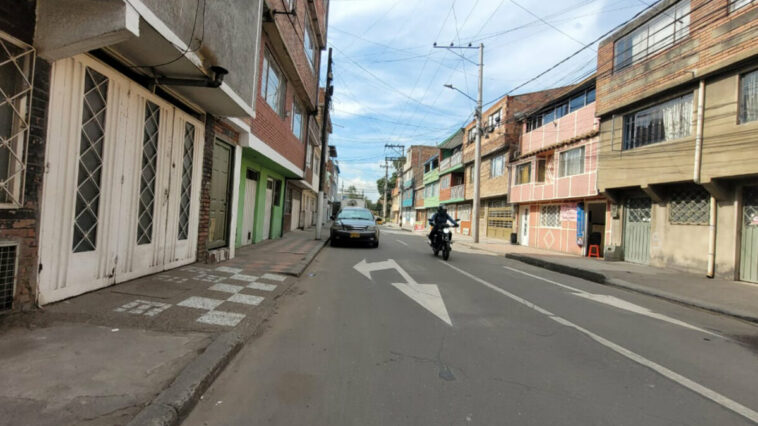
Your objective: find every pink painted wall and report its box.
[521,103,598,155]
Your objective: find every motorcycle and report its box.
[430,223,457,261]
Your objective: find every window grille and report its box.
[744,186,758,226]
[669,186,709,225]
[0,33,34,208]
[488,219,513,228]
[0,243,16,311]
[540,205,561,228]
[73,67,109,253]
[137,101,160,245]
[178,122,195,240]
[623,93,693,150]
[626,197,652,223]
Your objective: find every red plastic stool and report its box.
[588,244,601,258]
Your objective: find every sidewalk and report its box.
[0,228,328,426]
[505,252,758,324]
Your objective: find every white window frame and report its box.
[515,163,531,185]
[303,15,317,71]
[292,101,304,141]
[261,50,286,116]
[558,146,585,178]
[739,68,758,124]
[0,32,34,209]
[490,154,505,178]
[306,143,312,169]
[623,93,693,150]
[488,109,502,128]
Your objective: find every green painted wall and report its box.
[235,148,288,247]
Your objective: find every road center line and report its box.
[441,261,758,424]
[396,239,408,246]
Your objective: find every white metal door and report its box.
[263,179,273,240]
[520,206,530,246]
[291,198,300,231]
[242,176,258,245]
[38,55,204,304]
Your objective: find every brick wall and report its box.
[596,0,758,115]
[196,115,217,263]
[410,146,439,189]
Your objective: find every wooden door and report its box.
[208,141,232,249]
[241,173,258,245]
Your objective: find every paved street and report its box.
[184,228,758,425]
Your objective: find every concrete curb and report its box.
[128,240,328,426]
[505,253,758,324]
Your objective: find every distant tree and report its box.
[376,172,397,205]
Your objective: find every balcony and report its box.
[423,168,439,185]
[451,184,464,200]
[440,151,463,174]
[521,103,597,156]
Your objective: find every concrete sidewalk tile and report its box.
[246,282,277,291]
[229,274,258,282]
[196,311,246,327]
[261,273,288,282]
[208,283,245,294]
[178,296,225,311]
[227,293,264,306]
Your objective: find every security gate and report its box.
[623,197,651,264]
[486,200,514,240]
[38,55,204,304]
[741,186,758,283]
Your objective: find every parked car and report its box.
[330,207,380,248]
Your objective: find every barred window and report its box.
[623,93,693,150]
[540,205,561,228]
[669,186,709,225]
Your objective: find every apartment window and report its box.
[614,1,690,71]
[669,186,709,225]
[515,163,531,185]
[540,205,561,228]
[490,154,505,178]
[0,34,34,208]
[313,153,320,175]
[292,102,303,141]
[526,115,543,132]
[284,0,295,11]
[303,19,317,70]
[559,146,585,177]
[740,69,758,123]
[536,159,546,183]
[273,180,282,206]
[262,51,286,115]
[306,143,312,168]
[488,109,502,128]
[468,165,475,182]
[730,0,755,12]
[568,87,596,113]
[467,128,476,143]
[623,93,693,150]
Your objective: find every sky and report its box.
[323,0,652,201]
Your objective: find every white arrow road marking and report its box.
[396,239,409,246]
[504,266,720,338]
[353,259,452,326]
[443,261,758,424]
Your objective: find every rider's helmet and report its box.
[437,205,447,215]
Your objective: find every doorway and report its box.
[623,197,651,264]
[262,178,274,240]
[519,205,530,246]
[586,202,606,256]
[241,169,259,246]
[740,186,758,283]
[208,140,233,249]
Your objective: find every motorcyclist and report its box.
[428,205,458,244]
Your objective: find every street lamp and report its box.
[443,84,477,103]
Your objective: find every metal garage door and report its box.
[741,186,758,283]
[623,197,651,264]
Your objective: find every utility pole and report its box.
[384,144,405,224]
[435,42,484,242]
[316,48,333,240]
[380,161,390,220]
[472,43,483,243]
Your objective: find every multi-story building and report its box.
[400,145,438,229]
[420,151,441,231]
[437,129,468,234]
[461,88,566,241]
[237,0,328,245]
[510,77,605,255]
[390,185,401,224]
[0,0,265,309]
[595,0,758,282]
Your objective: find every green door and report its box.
[623,197,651,264]
[740,186,758,283]
[208,141,232,249]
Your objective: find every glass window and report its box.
[292,102,303,140]
[730,0,754,12]
[303,20,317,70]
[569,94,585,112]
[337,209,374,220]
[554,103,568,120]
[536,159,546,183]
[273,180,282,206]
[490,154,505,178]
[740,69,758,123]
[488,109,502,127]
[559,146,585,177]
[467,128,476,143]
[623,93,693,150]
[306,143,312,168]
[543,109,555,125]
[540,205,561,228]
[614,1,690,71]
[669,186,709,225]
[586,88,596,104]
[515,163,531,185]
[262,51,285,115]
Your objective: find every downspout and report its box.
[707,195,716,278]
[693,79,705,183]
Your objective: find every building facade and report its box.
[399,145,438,230]
[510,77,606,255]
[437,129,468,234]
[0,0,267,309]
[595,0,758,281]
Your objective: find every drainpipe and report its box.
[707,195,717,278]
[693,79,705,183]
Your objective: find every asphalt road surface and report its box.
[183,228,758,426]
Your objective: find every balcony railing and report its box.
[440,151,462,172]
[450,184,464,200]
